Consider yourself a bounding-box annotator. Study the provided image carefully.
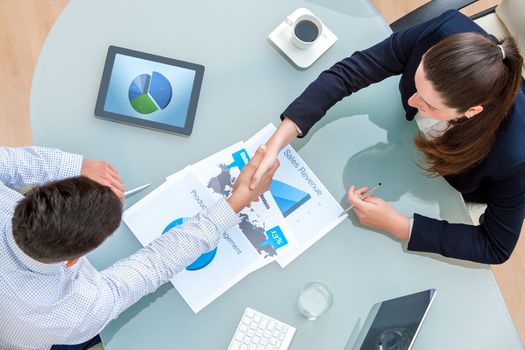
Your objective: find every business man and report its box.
[0,145,278,349]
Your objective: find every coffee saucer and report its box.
[268,8,337,69]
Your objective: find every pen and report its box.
[124,183,151,198]
[339,182,382,217]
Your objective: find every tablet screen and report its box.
[352,289,437,350]
[95,46,204,136]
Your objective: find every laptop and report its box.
[347,289,437,350]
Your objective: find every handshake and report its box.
[226,145,280,214]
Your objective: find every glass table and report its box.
[30,0,522,348]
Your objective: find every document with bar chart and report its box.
[245,124,346,267]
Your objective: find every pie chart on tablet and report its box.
[128,71,172,114]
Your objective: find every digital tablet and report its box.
[95,46,204,136]
[349,289,437,350]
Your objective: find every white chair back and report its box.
[496,0,525,77]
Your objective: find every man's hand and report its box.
[81,160,124,202]
[347,185,410,240]
[228,145,280,213]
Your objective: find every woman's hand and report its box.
[248,146,279,190]
[249,117,300,190]
[228,145,280,213]
[347,185,410,240]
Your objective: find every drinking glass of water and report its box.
[297,280,334,320]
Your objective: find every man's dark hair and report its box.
[12,176,122,262]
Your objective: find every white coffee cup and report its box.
[285,13,323,50]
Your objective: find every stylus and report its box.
[339,182,382,217]
[124,183,151,198]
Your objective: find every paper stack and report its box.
[123,124,345,312]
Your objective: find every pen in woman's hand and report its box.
[339,182,382,217]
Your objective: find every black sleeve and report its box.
[408,166,525,264]
[281,10,461,137]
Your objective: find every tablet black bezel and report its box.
[94,45,204,136]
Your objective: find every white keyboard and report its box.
[228,308,296,350]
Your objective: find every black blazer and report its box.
[282,10,525,264]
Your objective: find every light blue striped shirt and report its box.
[0,147,239,349]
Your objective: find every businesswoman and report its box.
[250,10,525,264]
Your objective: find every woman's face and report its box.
[408,63,464,121]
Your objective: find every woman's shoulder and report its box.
[491,85,525,174]
[417,10,486,43]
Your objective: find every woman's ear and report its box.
[465,105,484,118]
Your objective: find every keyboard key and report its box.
[230,341,241,350]
[260,317,269,329]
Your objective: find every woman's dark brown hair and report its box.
[414,33,523,176]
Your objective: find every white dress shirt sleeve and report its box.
[0,146,83,189]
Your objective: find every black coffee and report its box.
[294,20,319,42]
